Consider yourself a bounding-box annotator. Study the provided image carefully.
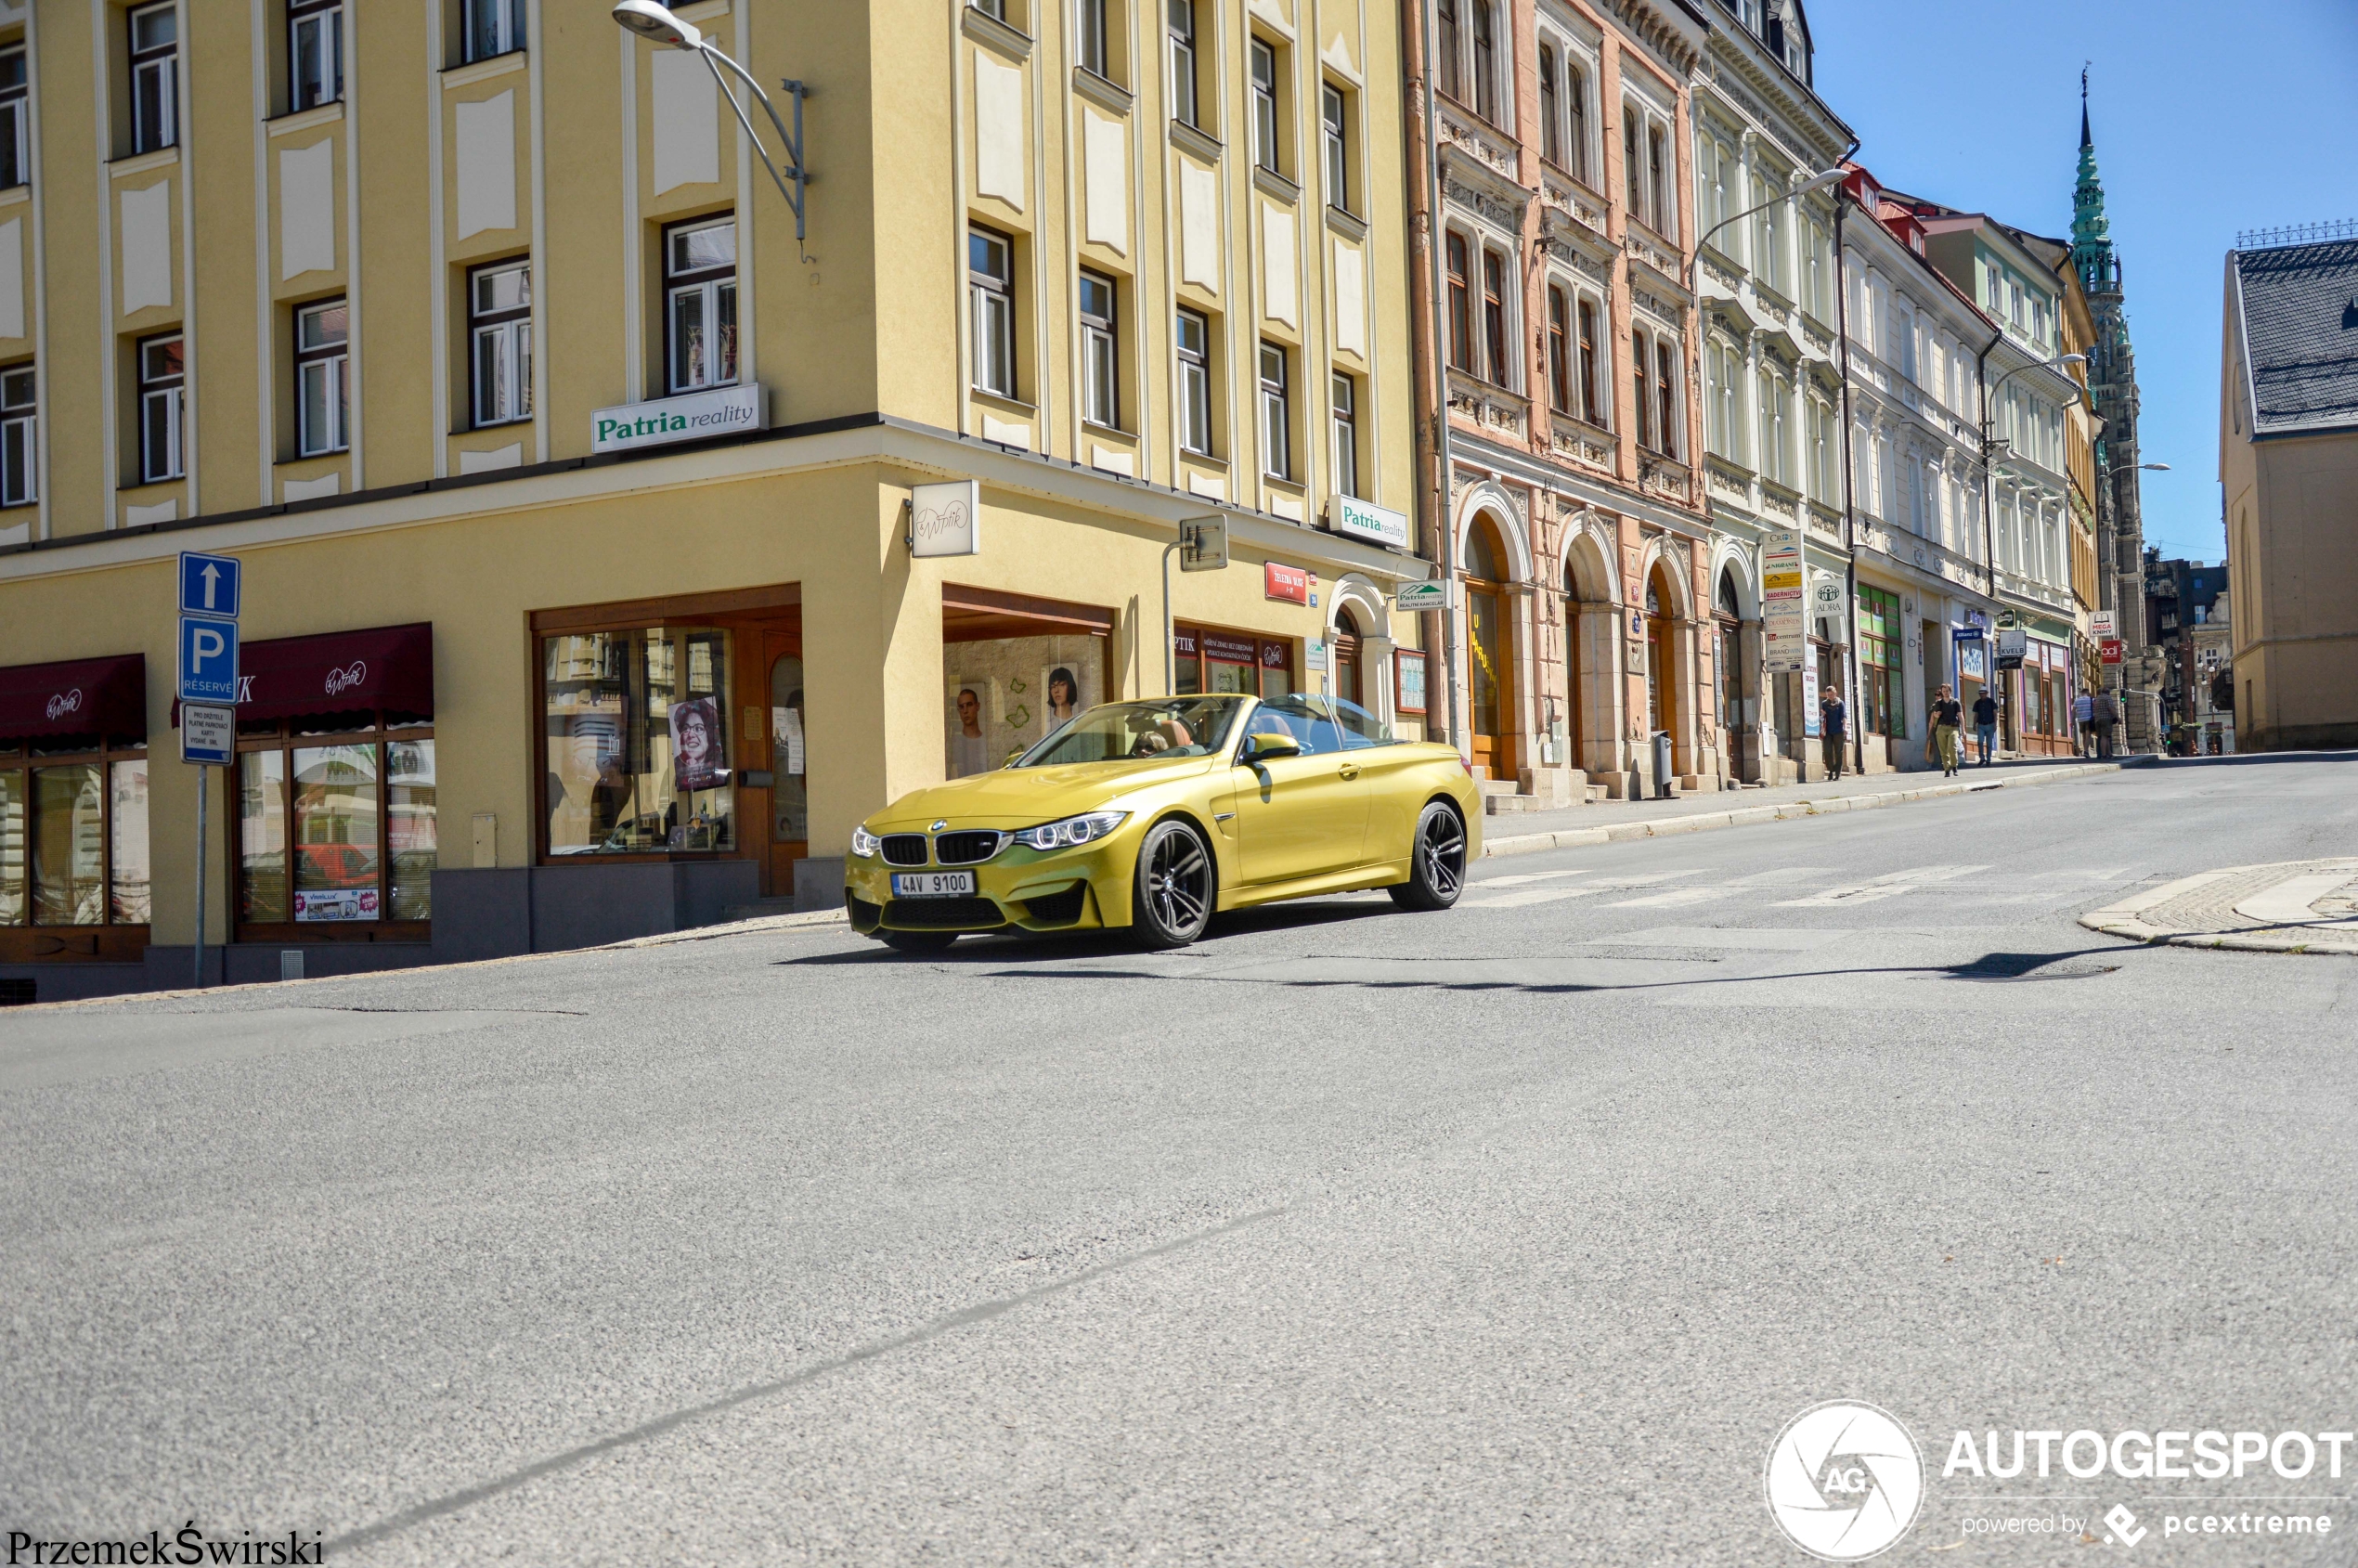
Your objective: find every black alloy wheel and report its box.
[1130,819,1214,949]
[880,929,960,953]
[1390,801,1467,911]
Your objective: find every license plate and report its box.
[891,871,976,898]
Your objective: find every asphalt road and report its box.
[3,756,2353,1566]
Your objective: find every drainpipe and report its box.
[1831,185,1864,778]
[1406,0,1462,754]
[1975,322,2004,752]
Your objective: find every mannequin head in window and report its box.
[674,702,716,776]
[956,687,983,738]
[1047,667,1079,722]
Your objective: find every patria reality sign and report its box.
[590,384,767,455]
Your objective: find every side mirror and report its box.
[1239,732,1302,765]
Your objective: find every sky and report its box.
[1806,0,2358,566]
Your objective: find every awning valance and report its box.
[0,654,147,744]
[213,622,434,726]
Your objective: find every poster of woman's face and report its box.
[1040,663,1092,733]
[669,697,725,791]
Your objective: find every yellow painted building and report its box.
[0,0,1426,998]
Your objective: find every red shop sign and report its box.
[1263,562,1310,604]
[2100,639,2124,666]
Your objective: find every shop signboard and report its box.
[2091,610,2117,641]
[1329,495,1410,550]
[180,702,233,766]
[1393,578,1450,612]
[1995,627,2028,670]
[1762,530,1806,674]
[2101,638,2125,666]
[591,383,766,454]
[1264,562,1310,604]
[1802,661,1820,737]
[1304,639,1328,673]
[910,479,980,557]
[1393,648,1428,715]
[294,888,380,923]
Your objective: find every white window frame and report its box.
[1321,83,1350,214]
[0,48,28,190]
[968,226,1017,399]
[1076,0,1108,80]
[1330,370,1359,499]
[665,215,739,395]
[289,0,343,113]
[0,364,34,507]
[1249,38,1279,175]
[1167,0,1198,128]
[128,2,177,155]
[1079,268,1119,429]
[469,260,533,429]
[461,0,526,64]
[1575,286,1610,430]
[137,331,184,484]
[1176,306,1211,455]
[294,299,350,458]
[1258,340,1289,480]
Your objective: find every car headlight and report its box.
[850,824,881,859]
[1015,810,1130,851]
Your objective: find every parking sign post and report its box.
[177,553,243,988]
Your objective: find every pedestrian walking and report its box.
[1819,688,1846,781]
[1927,685,1963,776]
[2092,689,2120,758]
[2072,691,2096,758]
[1972,689,1999,766]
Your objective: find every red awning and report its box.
[0,654,147,743]
[232,622,434,725]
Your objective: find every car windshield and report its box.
[1017,697,1250,766]
[1241,693,1398,755]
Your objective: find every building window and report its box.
[289,0,343,112]
[0,741,149,931]
[1857,585,1902,737]
[1546,286,1570,413]
[238,717,435,929]
[1436,0,1460,104]
[1623,107,1642,224]
[1167,0,1198,127]
[0,48,28,189]
[128,2,178,155]
[1176,307,1211,454]
[1647,123,1669,240]
[462,0,525,63]
[1079,269,1118,429]
[968,226,1016,398]
[1578,298,1602,425]
[1471,1,1499,123]
[1445,232,1471,373]
[136,332,184,484]
[1249,39,1278,174]
[1258,341,1289,479]
[1077,0,1108,79]
[1482,249,1508,385]
[1630,328,1652,449]
[0,366,33,507]
[1654,336,1678,460]
[1538,45,1561,166]
[294,300,349,458]
[540,627,729,857]
[665,216,737,395]
[1565,61,1589,185]
[1330,371,1358,499]
[1321,84,1350,214]
[469,260,532,428]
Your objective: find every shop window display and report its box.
[543,628,734,852]
[942,634,1106,779]
[236,723,434,928]
[0,745,148,933]
[1171,625,1295,701]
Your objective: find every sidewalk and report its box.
[2081,858,2358,955]
[1483,757,2121,860]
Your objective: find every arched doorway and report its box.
[1715,566,1748,783]
[1332,606,1363,709]
[1646,561,1678,751]
[1464,513,1516,781]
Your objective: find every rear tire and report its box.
[1389,801,1467,911]
[1130,818,1214,950]
[880,929,959,953]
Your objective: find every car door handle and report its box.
[1337,763,1361,781]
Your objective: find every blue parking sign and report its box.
[179,551,241,618]
[178,615,240,705]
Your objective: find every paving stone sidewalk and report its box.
[1482,758,2121,859]
[2080,858,2358,955]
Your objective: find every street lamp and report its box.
[612,1,813,253]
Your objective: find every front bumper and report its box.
[845,836,1136,937]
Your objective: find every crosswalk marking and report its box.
[1466,870,1705,909]
[1609,867,1830,909]
[1773,864,1990,907]
[1475,869,1600,888]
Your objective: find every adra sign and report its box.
[590,384,767,455]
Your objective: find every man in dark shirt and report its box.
[1929,686,1964,776]
[1819,689,1846,781]
[1971,690,1999,766]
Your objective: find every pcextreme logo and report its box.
[1765,1401,1925,1561]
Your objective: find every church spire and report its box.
[2072,66,2115,292]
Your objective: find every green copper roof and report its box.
[2072,69,2114,285]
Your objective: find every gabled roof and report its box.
[2232,238,2358,436]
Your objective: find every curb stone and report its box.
[1480,763,2121,860]
[2079,859,2358,956]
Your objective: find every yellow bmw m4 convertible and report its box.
[846,693,1482,952]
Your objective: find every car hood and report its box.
[870,757,1218,830]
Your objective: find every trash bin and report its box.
[1652,731,1674,797]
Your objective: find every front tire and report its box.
[1389,801,1467,911]
[1130,818,1214,949]
[880,929,960,954]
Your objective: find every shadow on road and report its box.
[774,901,1403,965]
